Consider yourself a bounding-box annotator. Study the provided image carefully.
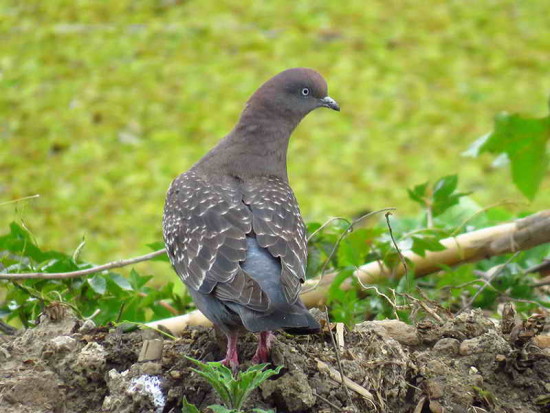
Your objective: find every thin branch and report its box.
[307,217,351,242]
[533,279,550,288]
[385,212,408,277]
[316,359,376,404]
[458,252,520,314]
[0,194,40,207]
[353,272,404,319]
[324,307,352,404]
[302,207,396,294]
[525,259,550,275]
[0,249,167,280]
[313,391,344,412]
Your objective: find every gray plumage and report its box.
[162,68,339,366]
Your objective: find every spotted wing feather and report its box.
[243,176,307,304]
[162,171,269,311]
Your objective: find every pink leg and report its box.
[220,333,239,370]
[252,331,274,364]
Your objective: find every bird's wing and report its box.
[163,171,269,311]
[243,176,307,304]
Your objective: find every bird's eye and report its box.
[301,87,310,96]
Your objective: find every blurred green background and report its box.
[1,0,549,277]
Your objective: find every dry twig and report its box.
[0,249,166,280]
[324,307,352,403]
[316,359,376,404]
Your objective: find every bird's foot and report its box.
[220,354,239,371]
[220,333,240,372]
[252,331,274,364]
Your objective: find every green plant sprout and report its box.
[183,356,281,412]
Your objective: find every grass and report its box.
[1,0,549,276]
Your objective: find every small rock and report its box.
[169,370,182,379]
[459,340,476,356]
[74,342,107,380]
[533,335,550,349]
[138,338,164,362]
[102,369,129,411]
[138,362,162,376]
[425,379,444,399]
[433,338,460,355]
[49,335,77,352]
[459,331,510,356]
[471,374,483,386]
[429,399,444,413]
[375,319,420,346]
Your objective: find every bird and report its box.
[162,68,340,369]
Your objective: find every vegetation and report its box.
[1,114,548,328]
[183,357,280,413]
[1,95,549,327]
[1,0,550,271]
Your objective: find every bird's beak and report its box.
[320,96,340,111]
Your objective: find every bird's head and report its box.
[247,68,340,121]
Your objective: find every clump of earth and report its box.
[0,305,548,412]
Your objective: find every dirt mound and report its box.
[0,307,548,412]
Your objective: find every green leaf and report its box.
[337,228,374,267]
[181,397,201,413]
[88,274,107,295]
[187,358,233,407]
[129,269,153,290]
[407,182,429,207]
[433,175,458,199]
[232,364,281,410]
[0,222,45,263]
[410,235,446,257]
[110,274,133,291]
[478,112,550,200]
[327,269,354,303]
[207,405,237,413]
[431,175,470,217]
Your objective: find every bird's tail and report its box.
[230,302,321,334]
[282,307,321,334]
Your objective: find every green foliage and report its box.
[307,175,549,325]
[185,357,281,412]
[1,170,548,330]
[0,223,192,327]
[407,175,471,219]
[2,1,550,269]
[181,397,201,413]
[466,111,550,200]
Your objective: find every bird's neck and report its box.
[195,105,301,181]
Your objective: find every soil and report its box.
[0,305,549,413]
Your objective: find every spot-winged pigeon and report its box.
[163,68,340,369]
